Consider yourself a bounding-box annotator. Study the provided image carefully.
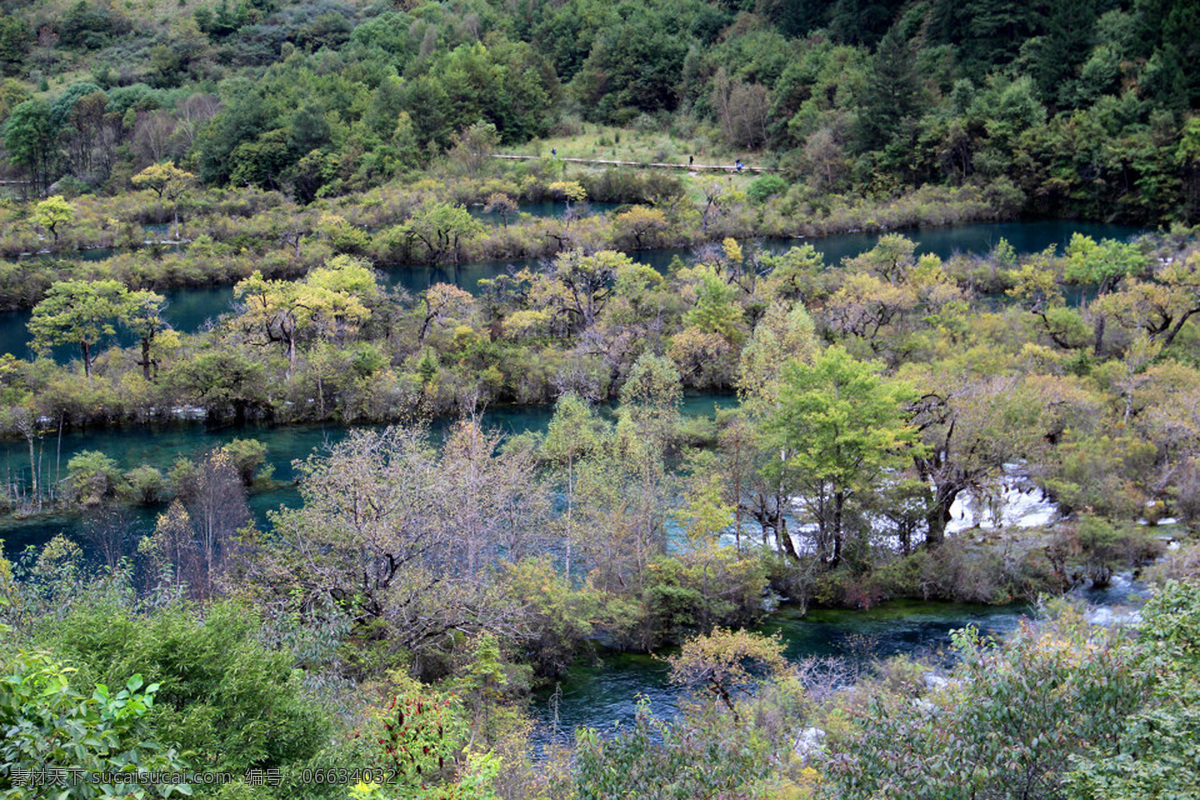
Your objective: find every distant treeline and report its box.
[0,0,1193,221]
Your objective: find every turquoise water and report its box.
[531,574,1145,746]
[0,217,1149,555]
[0,393,737,555]
[0,219,1151,742]
[532,599,1029,747]
[0,284,235,361]
[0,220,1147,359]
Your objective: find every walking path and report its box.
[492,154,774,173]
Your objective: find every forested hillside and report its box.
[0,0,1196,220]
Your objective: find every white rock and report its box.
[912,697,937,714]
[1086,606,1142,627]
[793,727,826,762]
[922,673,950,691]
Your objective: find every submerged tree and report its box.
[142,448,249,599]
[255,425,534,655]
[131,162,195,238]
[666,628,790,722]
[762,346,921,564]
[908,372,1050,547]
[28,279,127,379]
[397,201,484,264]
[233,257,375,376]
[541,392,604,580]
[121,288,168,380]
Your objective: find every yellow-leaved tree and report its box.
[234,256,377,376]
[131,162,195,238]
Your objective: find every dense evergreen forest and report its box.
[0,1,1199,798]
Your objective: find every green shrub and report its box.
[66,450,121,506]
[0,651,189,798]
[41,600,331,777]
[747,174,788,204]
[350,342,388,378]
[221,438,271,486]
[1068,581,1200,799]
[571,693,790,800]
[122,464,166,505]
[822,612,1150,800]
[1073,517,1164,587]
[635,551,769,648]
[498,557,597,677]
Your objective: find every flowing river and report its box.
[530,573,1149,747]
[0,217,1151,742]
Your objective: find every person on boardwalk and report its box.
[689,155,694,167]
[735,159,743,173]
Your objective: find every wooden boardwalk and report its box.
[492,154,774,173]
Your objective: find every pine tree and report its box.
[856,27,920,152]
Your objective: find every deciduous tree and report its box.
[666,628,789,721]
[32,194,74,244]
[28,279,126,379]
[762,346,921,564]
[131,162,195,238]
[121,289,168,380]
[541,393,604,580]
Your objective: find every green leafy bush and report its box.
[821,610,1151,800]
[122,465,166,505]
[0,650,191,798]
[747,174,788,204]
[66,450,121,506]
[573,699,761,800]
[1066,581,1200,800]
[40,600,331,778]
[221,438,272,486]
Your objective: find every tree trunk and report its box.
[81,341,92,380]
[1161,308,1198,350]
[36,439,43,512]
[925,483,961,549]
[55,416,63,502]
[140,337,153,380]
[774,508,799,562]
[926,502,950,549]
[565,461,573,582]
[832,491,844,567]
[26,432,36,505]
[711,678,739,722]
